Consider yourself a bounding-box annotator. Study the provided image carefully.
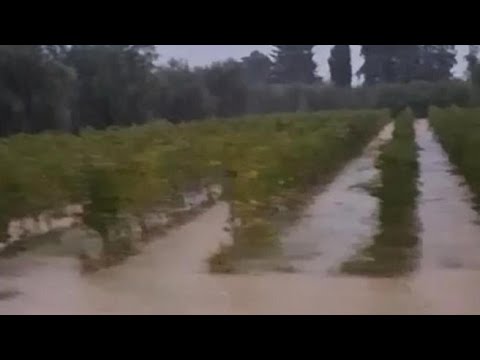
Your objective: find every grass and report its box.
[340,109,421,277]
[430,106,480,212]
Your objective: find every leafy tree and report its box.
[358,45,388,85]
[415,45,457,82]
[65,45,157,129]
[359,45,456,85]
[472,63,480,88]
[202,59,248,117]
[394,45,421,83]
[358,45,420,85]
[241,50,272,85]
[270,45,317,84]
[152,59,215,122]
[328,45,352,87]
[0,45,75,136]
[466,45,479,80]
[0,44,474,137]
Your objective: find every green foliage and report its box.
[209,110,389,272]
[472,63,480,89]
[241,51,272,85]
[430,107,480,211]
[82,160,122,238]
[151,59,215,122]
[0,45,478,138]
[358,45,457,85]
[242,81,472,117]
[270,45,318,84]
[373,80,471,117]
[0,45,75,136]
[341,109,420,277]
[328,45,352,87]
[202,59,248,117]
[0,119,216,240]
[0,110,388,270]
[376,109,419,231]
[416,45,457,82]
[65,45,157,129]
[358,45,419,85]
[465,45,479,79]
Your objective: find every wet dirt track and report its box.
[279,122,394,274]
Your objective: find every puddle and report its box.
[415,119,480,273]
[279,122,394,274]
[0,202,232,314]
[4,121,480,314]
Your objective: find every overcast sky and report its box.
[156,45,469,85]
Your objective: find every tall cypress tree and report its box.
[358,45,455,85]
[395,45,421,83]
[328,45,352,87]
[241,50,272,85]
[465,45,479,79]
[270,45,317,84]
[416,45,457,82]
[358,45,420,85]
[357,45,388,85]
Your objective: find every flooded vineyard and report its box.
[3,110,480,314]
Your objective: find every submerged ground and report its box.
[2,119,480,314]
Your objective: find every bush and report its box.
[208,110,389,272]
[373,81,471,118]
[340,109,420,277]
[430,107,480,210]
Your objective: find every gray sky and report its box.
[156,45,469,85]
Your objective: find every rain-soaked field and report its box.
[2,109,480,314]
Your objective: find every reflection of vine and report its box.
[0,111,389,271]
[340,109,420,277]
[430,107,480,214]
[209,111,389,273]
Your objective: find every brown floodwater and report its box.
[3,120,480,314]
[415,119,480,273]
[279,122,394,273]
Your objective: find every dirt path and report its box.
[280,122,394,273]
[0,203,233,314]
[415,119,480,272]
[4,120,480,314]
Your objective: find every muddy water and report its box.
[0,203,233,314]
[415,119,480,272]
[280,122,394,273]
[4,120,480,314]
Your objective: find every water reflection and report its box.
[339,222,421,277]
[415,119,480,273]
[5,120,480,314]
[280,123,394,274]
[340,118,421,277]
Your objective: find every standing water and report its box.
[415,119,480,272]
[280,122,394,274]
[416,119,480,271]
[396,119,480,314]
[4,120,480,314]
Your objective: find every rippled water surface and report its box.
[3,120,480,314]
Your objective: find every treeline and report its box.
[1,45,480,137]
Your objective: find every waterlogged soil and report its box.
[0,203,232,314]
[279,122,394,274]
[415,119,480,273]
[3,120,480,314]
